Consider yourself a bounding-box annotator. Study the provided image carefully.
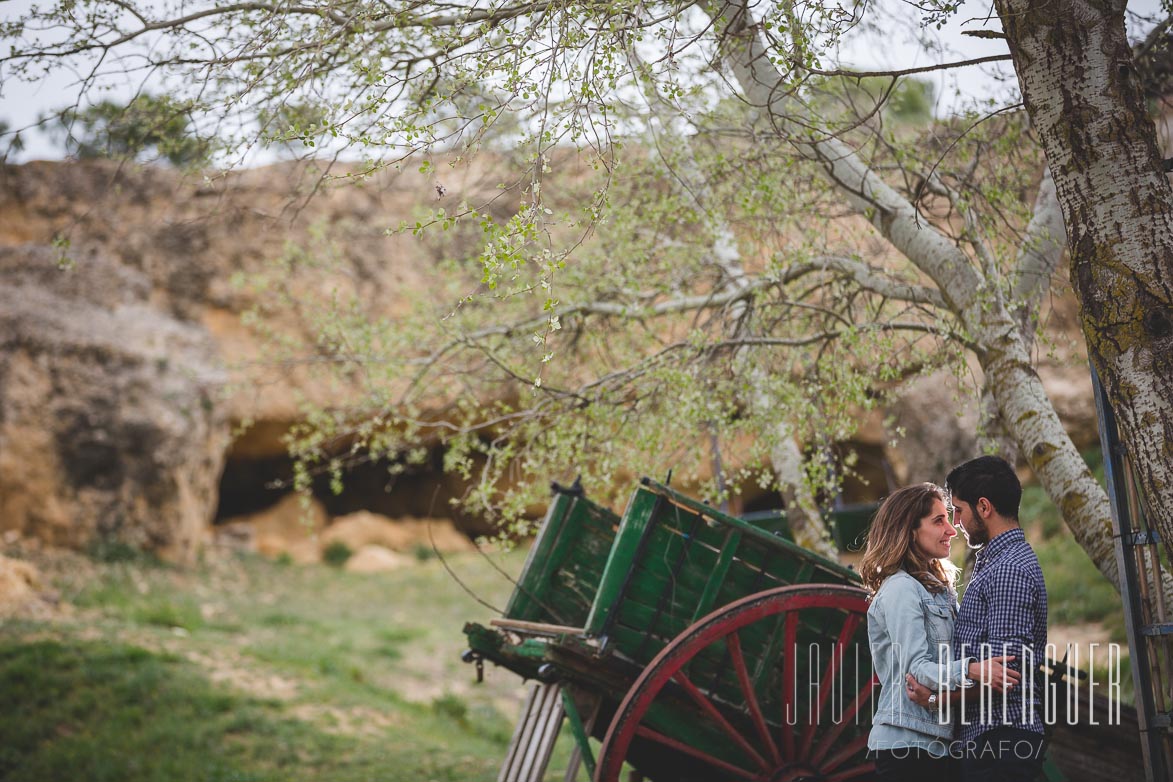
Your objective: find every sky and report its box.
[0,0,1165,163]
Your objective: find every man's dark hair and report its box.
[946,455,1022,521]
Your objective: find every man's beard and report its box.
[963,516,989,547]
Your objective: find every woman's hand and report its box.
[905,675,936,707]
[904,674,960,707]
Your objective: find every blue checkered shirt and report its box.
[953,527,1047,742]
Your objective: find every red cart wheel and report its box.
[595,584,878,782]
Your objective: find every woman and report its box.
[861,483,1011,781]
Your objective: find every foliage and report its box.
[412,543,438,562]
[808,75,936,125]
[53,94,213,167]
[322,540,354,567]
[257,102,333,153]
[0,118,24,161]
[238,102,1039,536]
[0,2,1138,565]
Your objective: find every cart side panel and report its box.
[505,490,620,627]
[587,482,868,668]
[600,522,795,664]
[585,487,739,646]
[584,487,661,637]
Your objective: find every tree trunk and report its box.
[709,0,1146,597]
[981,324,1120,590]
[996,0,1173,570]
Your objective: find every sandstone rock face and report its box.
[0,159,496,553]
[0,159,1100,556]
[215,492,329,564]
[322,510,477,555]
[0,245,227,561]
[886,371,982,485]
[344,545,413,573]
[215,501,475,564]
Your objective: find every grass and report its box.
[1,464,1132,779]
[0,636,512,782]
[0,544,568,782]
[1034,533,1125,629]
[1,639,285,782]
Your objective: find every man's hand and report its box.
[904,654,1021,707]
[969,655,1020,692]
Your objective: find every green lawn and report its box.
[0,464,1133,780]
[0,545,556,782]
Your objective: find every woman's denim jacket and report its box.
[867,570,970,739]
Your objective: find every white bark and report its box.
[630,47,838,556]
[1011,171,1067,337]
[979,171,1065,460]
[708,0,1124,590]
[995,0,1173,598]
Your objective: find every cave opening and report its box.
[212,441,490,537]
[213,434,896,544]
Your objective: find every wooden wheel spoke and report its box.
[799,611,861,750]
[632,725,760,781]
[809,673,878,768]
[672,670,770,772]
[727,630,781,765]
[824,759,877,782]
[595,585,874,782]
[820,733,870,774]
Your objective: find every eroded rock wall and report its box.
[0,158,488,558]
[0,244,226,560]
[0,158,1100,559]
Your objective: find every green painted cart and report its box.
[462,478,879,782]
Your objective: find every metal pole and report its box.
[1092,364,1169,782]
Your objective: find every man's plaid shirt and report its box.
[953,527,1048,742]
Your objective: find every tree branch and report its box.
[802,54,1013,80]
[1010,169,1066,335]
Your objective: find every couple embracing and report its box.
[862,455,1048,782]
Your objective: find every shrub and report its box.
[322,542,353,567]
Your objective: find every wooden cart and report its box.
[463,478,879,782]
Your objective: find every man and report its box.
[907,455,1048,781]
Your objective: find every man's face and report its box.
[950,498,989,547]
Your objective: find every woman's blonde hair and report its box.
[860,482,958,595]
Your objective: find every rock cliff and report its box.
[0,159,1099,560]
[0,158,508,559]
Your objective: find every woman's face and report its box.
[912,497,956,560]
